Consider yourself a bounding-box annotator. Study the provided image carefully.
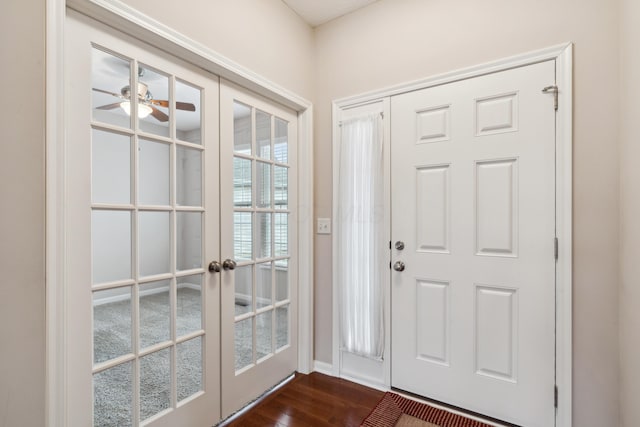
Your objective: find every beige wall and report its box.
[4,0,632,425]
[121,0,315,101]
[0,1,46,426]
[619,0,640,425]
[314,0,621,425]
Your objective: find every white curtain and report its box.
[337,113,384,360]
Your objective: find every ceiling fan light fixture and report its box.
[120,101,153,119]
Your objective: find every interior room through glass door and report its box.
[219,79,298,418]
[65,12,220,426]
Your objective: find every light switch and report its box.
[317,218,331,235]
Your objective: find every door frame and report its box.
[45,1,314,425]
[331,43,573,426]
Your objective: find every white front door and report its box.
[219,80,298,417]
[65,12,220,426]
[391,61,556,426]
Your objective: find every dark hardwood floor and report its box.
[220,372,384,427]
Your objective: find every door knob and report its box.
[208,261,221,273]
[393,261,405,272]
[222,259,237,270]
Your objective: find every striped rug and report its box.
[361,392,493,427]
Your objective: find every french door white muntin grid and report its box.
[232,101,292,374]
[90,45,208,425]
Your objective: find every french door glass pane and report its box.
[276,305,289,350]
[91,48,131,129]
[92,129,131,205]
[175,80,202,145]
[176,146,202,206]
[93,287,132,364]
[235,317,253,371]
[256,161,271,209]
[177,212,202,271]
[139,139,170,206]
[138,211,171,277]
[138,65,169,137]
[256,311,273,361]
[275,259,288,302]
[274,213,288,257]
[234,212,252,261]
[177,275,202,337]
[274,166,288,210]
[177,336,203,401]
[140,348,171,421]
[256,262,272,309]
[233,157,252,208]
[257,213,272,259]
[233,102,252,154]
[139,280,171,349]
[274,118,288,164]
[94,362,133,427]
[256,110,271,159]
[234,265,253,316]
[92,210,132,284]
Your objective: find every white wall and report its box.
[619,0,640,425]
[0,1,46,426]
[314,0,620,425]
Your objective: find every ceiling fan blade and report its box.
[176,102,196,112]
[150,99,169,108]
[96,102,122,111]
[92,87,122,98]
[150,99,196,112]
[150,106,169,122]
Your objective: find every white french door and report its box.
[219,80,298,418]
[65,12,220,426]
[391,61,556,426]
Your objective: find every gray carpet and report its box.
[93,288,288,426]
[93,288,203,426]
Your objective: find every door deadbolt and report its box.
[395,241,405,250]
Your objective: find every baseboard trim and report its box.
[93,282,200,306]
[339,372,389,393]
[312,360,334,376]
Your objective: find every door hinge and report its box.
[554,385,559,408]
[554,237,559,261]
[542,85,559,111]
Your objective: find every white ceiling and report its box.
[282,0,379,27]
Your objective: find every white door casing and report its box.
[65,12,220,426]
[220,79,299,418]
[391,61,556,426]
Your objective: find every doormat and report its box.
[361,392,493,427]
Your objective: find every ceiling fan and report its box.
[92,80,196,122]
